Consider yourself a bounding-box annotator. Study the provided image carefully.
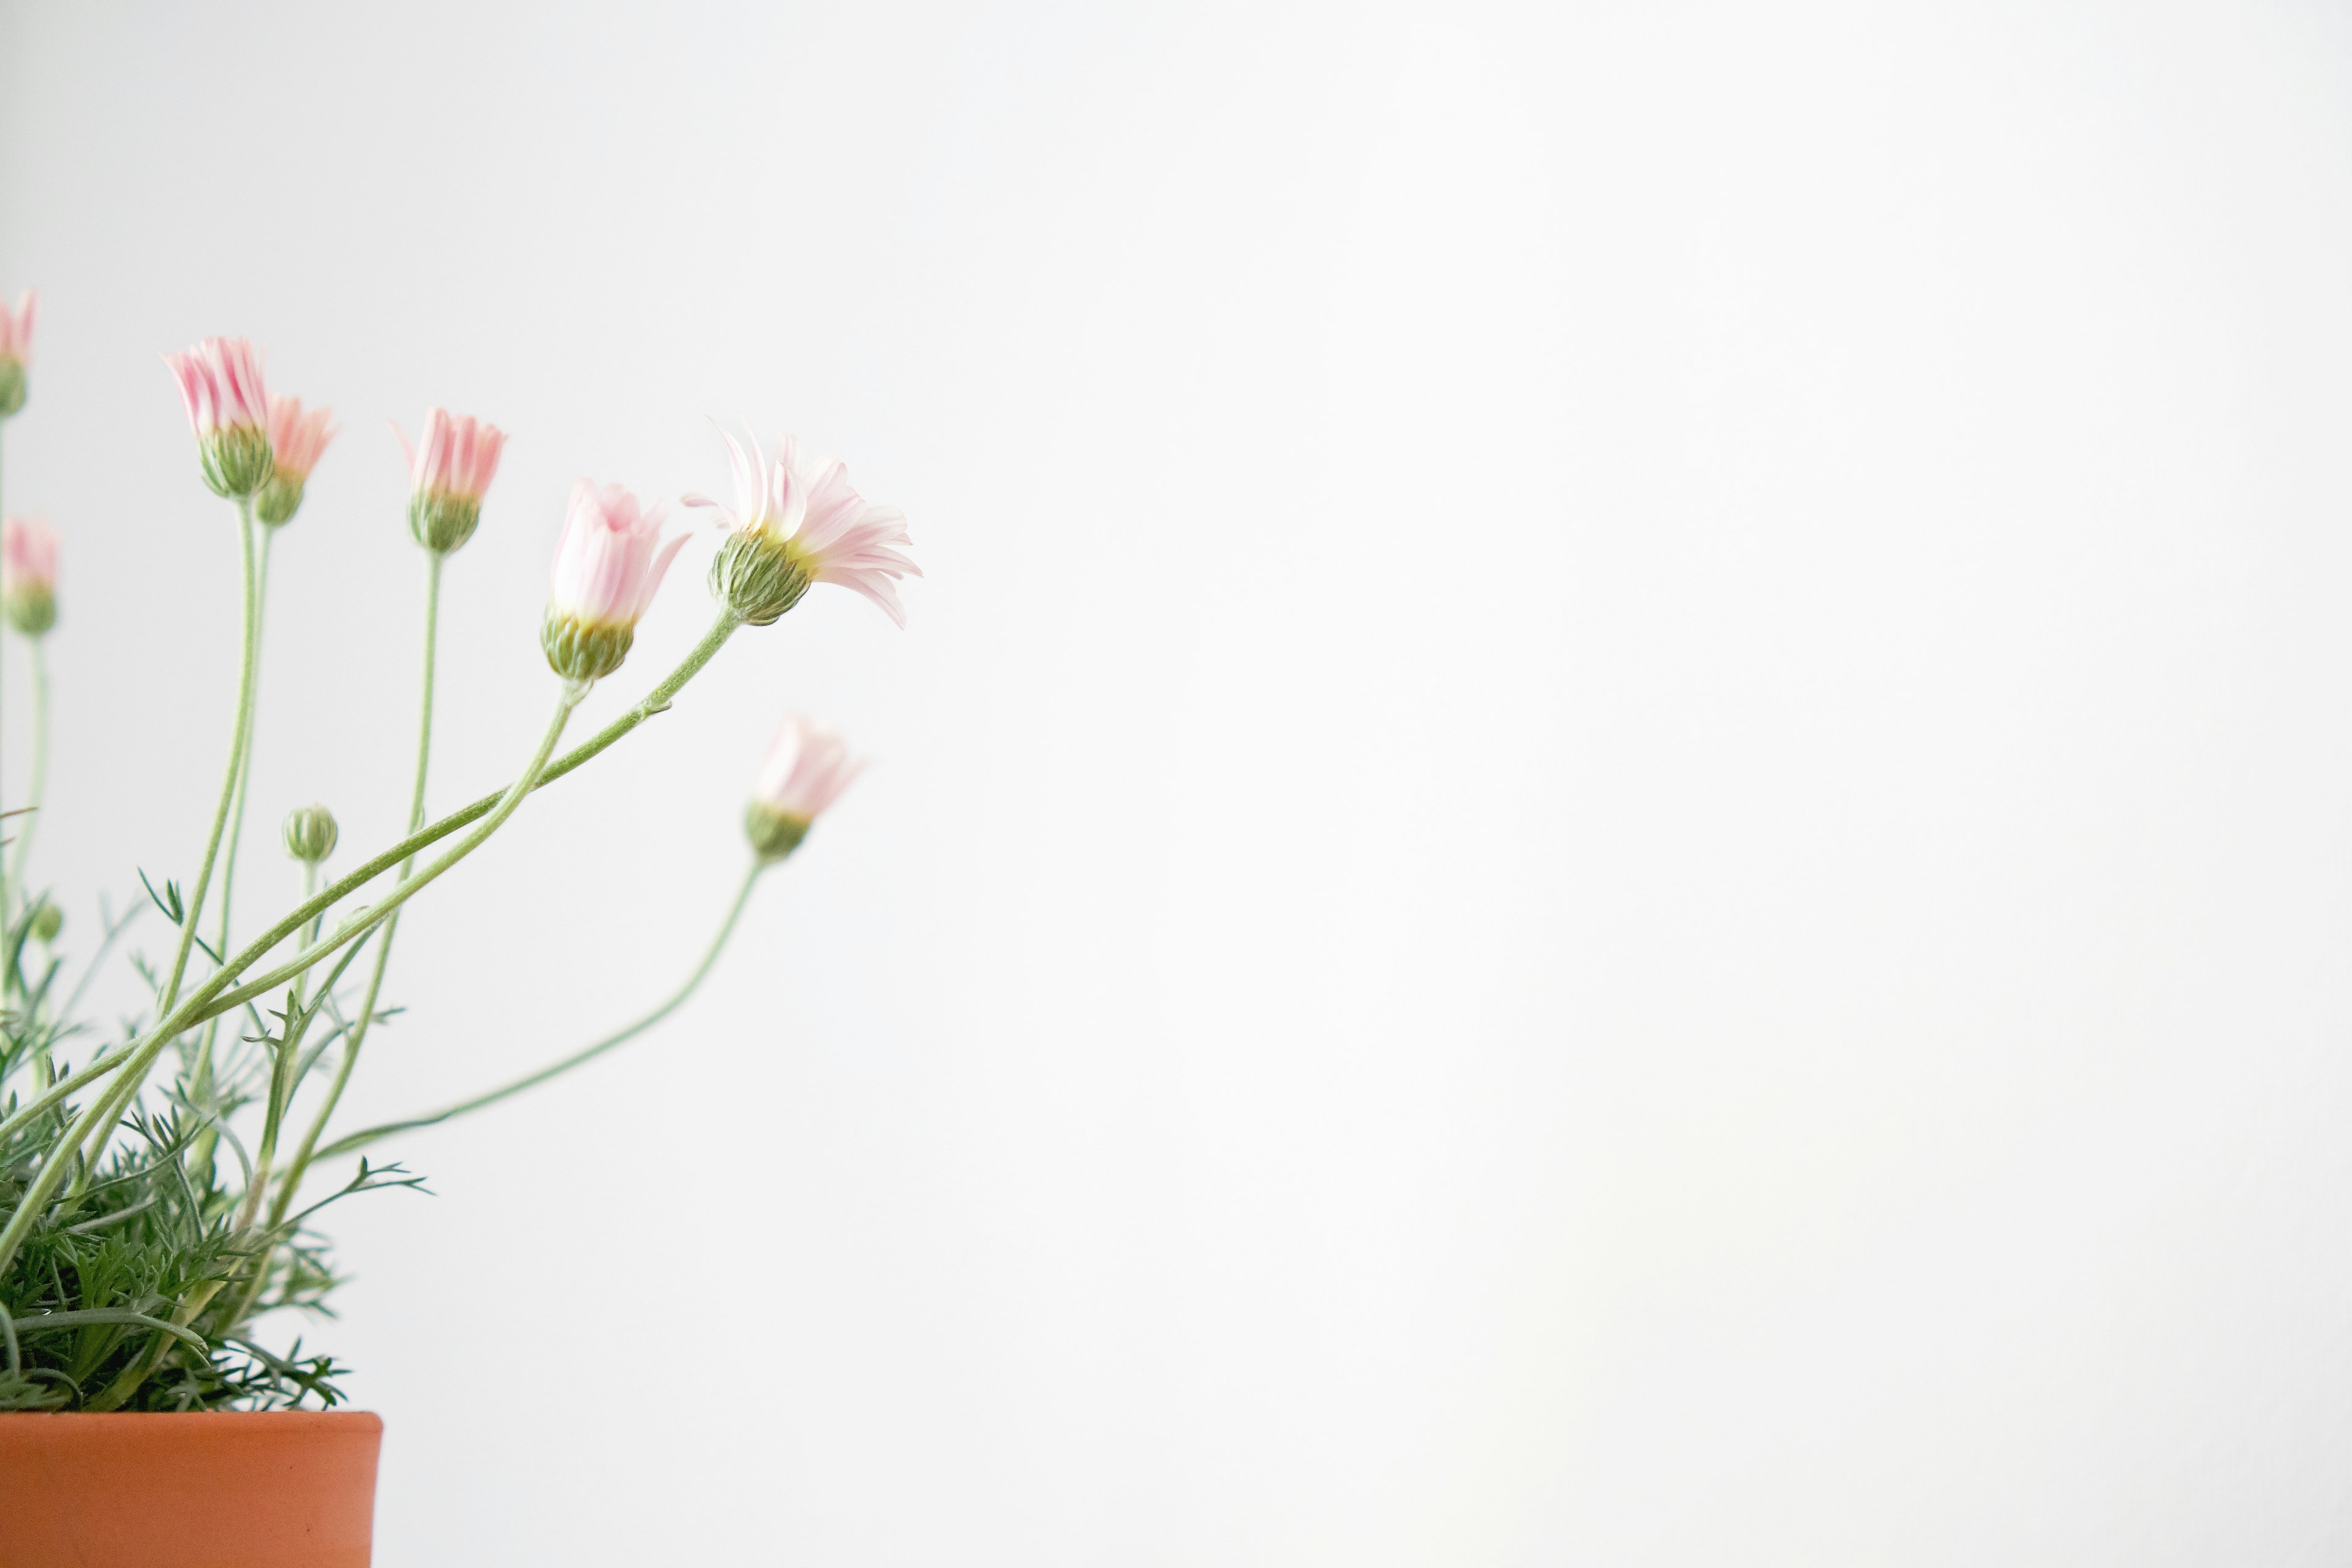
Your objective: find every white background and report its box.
[4,1,2352,1561]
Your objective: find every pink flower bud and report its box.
[540,481,687,684]
[398,407,507,553]
[683,429,919,627]
[163,337,273,497]
[257,395,337,526]
[0,290,33,418]
[0,290,34,366]
[745,712,862,859]
[3,514,59,636]
[266,396,336,483]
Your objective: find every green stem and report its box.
[187,526,276,1114]
[187,611,739,1029]
[0,613,739,1283]
[2,634,47,929]
[232,859,317,1236]
[157,497,262,1023]
[318,858,766,1161]
[265,552,442,1239]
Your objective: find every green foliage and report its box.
[0,905,424,1411]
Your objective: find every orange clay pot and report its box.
[0,1410,382,1567]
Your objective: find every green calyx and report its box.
[4,581,54,636]
[541,608,635,685]
[0,358,24,418]
[27,899,61,943]
[744,801,810,862]
[410,489,481,554]
[200,424,274,499]
[282,803,339,864]
[255,472,306,527]
[709,529,813,627]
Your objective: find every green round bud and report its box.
[744,801,811,862]
[4,581,54,636]
[709,530,813,627]
[410,491,481,554]
[0,360,24,420]
[255,472,306,527]
[282,803,339,864]
[28,900,62,943]
[202,426,275,500]
[541,609,634,685]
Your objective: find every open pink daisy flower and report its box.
[684,429,919,627]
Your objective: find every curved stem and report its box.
[0,613,738,1284]
[266,552,442,1235]
[0,684,578,1284]
[185,611,738,1030]
[158,497,262,1023]
[2,635,48,954]
[206,684,582,1020]
[319,858,766,1161]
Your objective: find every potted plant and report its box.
[0,303,916,1565]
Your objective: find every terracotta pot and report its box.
[0,1410,382,1567]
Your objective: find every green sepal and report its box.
[199,425,274,499]
[0,359,24,418]
[541,609,635,684]
[409,490,481,554]
[3,582,53,636]
[709,530,813,627]
[744,801,810,861]
[255,473,306,527]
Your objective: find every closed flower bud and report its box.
[255,395,337,526]
[683,429,918,627]
[164,337,274,499]
[0,290,36,418]
[28,899,61,944]
[2,515,58,636]
[541,481,685,685]
[744,712,861,862]
[283,803,339,864]
[398,407,507,554]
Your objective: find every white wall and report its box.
[5,1,2352,1561]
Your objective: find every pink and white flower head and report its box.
[2,514,59,636]
[0,290,35,417]
[256,395,337,527]
[745,712,862,860]
[684,429,919,627]
[540,481,688,685]
[399,407,508,554]
[164,337,274,498]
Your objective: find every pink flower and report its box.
[0,290,34,365]
[684,430,919,627]
[551,482,686,629]
[753,712,862,823]
[266,396,337,483]
[2,514,58,594]
[163,337,269,438]
[164,337,274,497]
[541,481,687,684]
[398,407,507,552]
[402,407,506,504]
[3,514,59,636]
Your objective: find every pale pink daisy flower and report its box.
[684,429,919,627]
[745,712,862,859]
[163,337,274,497]
[257,395,337,526]
[540,481,688,685]
[397,407,508,553]
[3,514,59,635]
